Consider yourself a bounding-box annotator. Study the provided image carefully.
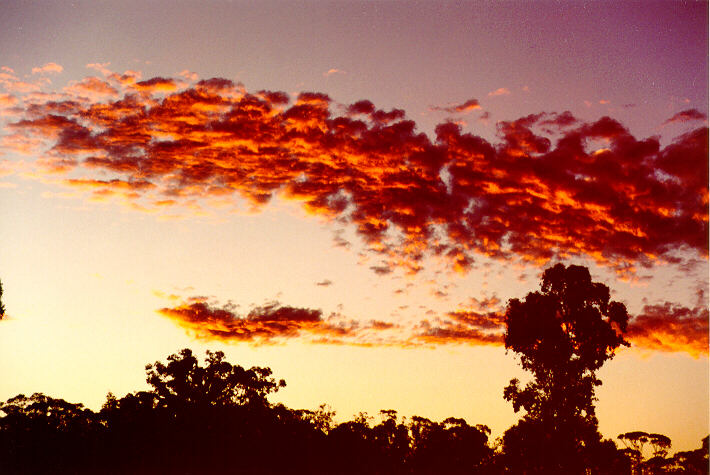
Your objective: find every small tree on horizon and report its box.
[0,279,6,319]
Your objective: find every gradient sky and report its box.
[0,0,708,452]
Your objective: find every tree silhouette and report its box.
[618,431,679,474]
[646,432,672,459]
[502,263,630,473]
[370,410,410,473]
[9,338,703,474]
[0,279,5,319]
[0,393,103,473]
[145,348,286,409]
[671,436,709,474]
[100,349,303,474]
[408,415,492,474]
[618,430,650,469]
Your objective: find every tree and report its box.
[408,416,492,474]
[371,410,410,465]
[618,431,674,474]
[672,436,709,474]
[294,403,335,434]
[0,279,5,319]
[145,348,286,409]
[327,412,379,474]
[618,430,650,469]
[502,263,630,473]
[0,393,102,473]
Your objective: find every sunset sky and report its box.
[0,0,708,452]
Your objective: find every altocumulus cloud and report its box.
[410,299,708,357]
[663,108,708,125]
[429,98,481,114]
[158,298,355,344]
[626,302,709,357]
[157,293,707,356]
[4,64,709,356]
[158,297,403,347]
[2,66,706,279]
[157,295,507,348]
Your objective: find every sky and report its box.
[0,0,708,452]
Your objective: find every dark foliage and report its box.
[502,263,631,473]
[0,266,705,474]
[671,436,709,474]
[0,393,106,474]
[0,279,5,319]
[0,349,495,474]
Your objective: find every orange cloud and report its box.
[488,87,510,97]
[157,293,707,356]
[0,93,17,107]
[158,295,500,348]
[133,77,179,93]
[429,98,481,114]
[413,321,504,346]
[86,62,113,76]
[627,303,709,357]
[31,62,63,75]
[323,68,346,77]
[64,77,119,99]
[410,296,709,356]
[410,293,506,347]
[2,73,707,278]
[0,72,50,93]
[158,298,374,345]
[62,178,155,201]
[179,70,199,81]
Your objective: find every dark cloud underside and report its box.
[3,72,707,277]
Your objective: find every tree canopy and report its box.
[0,279,5,319]
[502,263,630,473]
[145,348,286,409]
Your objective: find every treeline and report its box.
[0,348,707,474]
[0,349,493,474]
[2,266,708,473]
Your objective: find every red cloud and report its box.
[663,108,708,125]
[430,98,481,114]
[412,313,505,346]
[157,294,707,356]
[2,73,708,277]
[627,303,709,357]
[410,292,507,347]
[158,296,502,348]
[133,77,179,93]
[158,299,357,344]
[409,300,708,357]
